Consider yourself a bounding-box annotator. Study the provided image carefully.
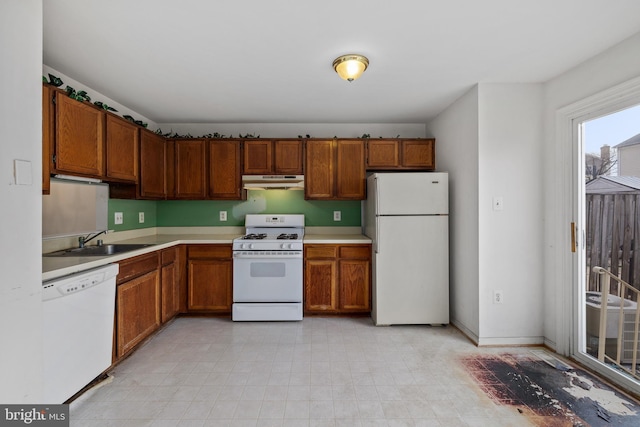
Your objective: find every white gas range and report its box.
[232,214,304,321]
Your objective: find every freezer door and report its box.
[374,172,448,215]
[372,215,449,325]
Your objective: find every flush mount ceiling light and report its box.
[332,54,369,82]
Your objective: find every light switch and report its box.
[493,196,504,211]
[14,159,32,186]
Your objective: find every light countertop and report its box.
[43,231,371,281]
[303,234,372,244]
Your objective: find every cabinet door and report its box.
[165,140,175,199]
[188,259,232,311]
[161,261,178,323]
[339,259,370,311]
[304,259,338,311]
[139,130,166,199]
[304,140,334,199]
[401,139,435,169]
[209,140,241,199]
[274,140,303,174]
[54,94,105,177]
[174,139,207,199]
[42,85,54,195]
[336,140,365,199]
[243,140,272,174]
[116,270,160,358]
[367,139,399,169]
[105,114,139,182]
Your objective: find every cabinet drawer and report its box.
[305,245,338,259]
[161,247,177,265]
[339,245,371,259]
[117,252,159,285]
[188,245,232,259]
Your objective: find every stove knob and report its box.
[281,243,291,249]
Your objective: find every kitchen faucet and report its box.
[78,230,108,248]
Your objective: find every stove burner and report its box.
[242,233,267,240]
[277,233,299,240]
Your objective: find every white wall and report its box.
[617,144,640,176]
[427,86,480,341]
[0,0,43,403]
[429,84,544,345]
[477,84,543,345]
[42,65,159,131]
[542,31,640,351]
[156,122,426,139]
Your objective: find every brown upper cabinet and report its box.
[336,139,366,199]
[304,140,334,199]
[209,139,242,199]
[366,138,435,170]
[305,139,365,200]
[138,129,166,199]
[42,85,54,195]
[243,139,303,175]
[105,114,139,182]
[53,92,105,178]
[273,140,303,174]
[173,139,207,199]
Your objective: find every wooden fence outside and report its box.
[586,193,640,298]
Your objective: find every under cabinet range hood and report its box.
[242,175,304,190]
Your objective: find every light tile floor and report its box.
[69,317,552,426]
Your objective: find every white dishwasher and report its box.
[42,264,119,403]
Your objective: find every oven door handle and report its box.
[233,253,302,259]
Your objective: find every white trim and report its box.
[477,337,545,347]
[452,319,479,345]
[554,74,640,395]
[453,318,545,346]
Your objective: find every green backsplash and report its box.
[109,191,361,230]
[156,190,361,227]
[108,199,158,231]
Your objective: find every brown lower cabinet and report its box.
[304,244,371,314]
[115,252,161,359]
[160,247,180,323]
[114,247,182,360]
[187,245,233,312]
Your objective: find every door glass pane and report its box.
[582,105,640,384]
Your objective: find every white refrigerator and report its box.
[364,172,449,325]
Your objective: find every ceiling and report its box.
[43,0,640,124]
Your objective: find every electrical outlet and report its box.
[493,196,504,211]
[114,212,123,225]
[493,290,504,304]
[219,211,227,221]
[333,211,341,221]
[138,212,145,223]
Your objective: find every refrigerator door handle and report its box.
[374,177,380,254]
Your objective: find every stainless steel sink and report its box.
[44,243,154,257]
